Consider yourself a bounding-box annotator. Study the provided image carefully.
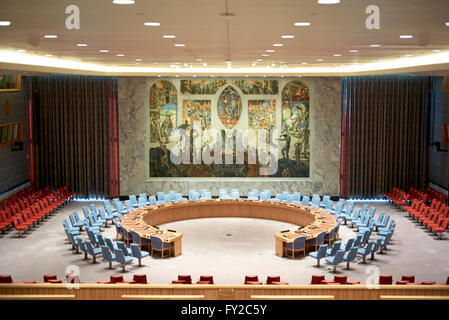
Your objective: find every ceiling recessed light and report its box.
[44,54,53,57]
[399,35,413,39]
[318,0,340,3]
[333,54,341,56]
[203,62,207,66]
[144,22,160,26]
[0,21,11,26]
[135,62,141,65]
[281,35,295,38]
[432,49,441,53]
[184,63,189,67]
[170,64,177,68]
[75,59,82,62]
[210,75,214,78]
[370,44,381,47]
[252,63,256,66]
[405,54,414,57]
[262,54,269,57]
[193,75,196,77]
[294,22,311,26]
[445,22,449,26]
[76,43,88,47]
[99,49,109,53]
[281,76,284,78]
[266,49,275,53]
[316,58,324,61]
[17,49,26,53]
[116,54,125,56]
[174,44,185,47]
[44,34,58,39]
[196,58,203,62]
[256,59,263,62]
[271,63,276,67]
[175,75,179,78]
[157,75,161,77]
[245,75,249,77]
[273,43,283,47]
[163,35,176,39]
[301,62,308,64]
[297,75,302,78]
[112,0,135,4]
[136,58,143,61]
[349,50,359,53]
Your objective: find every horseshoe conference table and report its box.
[121,198,337,258]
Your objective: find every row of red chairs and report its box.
[0,186,53,211]
[0,186,75,237]
[426,186,447,204]
[2,274,449,286]
[404,198,449,239]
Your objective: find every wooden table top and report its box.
[121,199,336,243]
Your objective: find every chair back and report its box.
[150,235,164,249]
[97,234,106,247]
[114,249,126,264]
[352,208,361,219]
[376,211,385,223]
[157,192,165,201]
[149,196,157,205]
[329,241,342,256]
[90,204,97,215]
[130,243,142,258]
[84,241,95,255]
[104,238,116,252]
[315,231,326,245]
[345,247,358,262]
[354,234,363,247]
[244,275,259,284]
[361,204,368,214]
[133,274,148,284]
[301,196,310,206]
[101,246,113,261]
[316,244,328,258]
[117,241,129,255]
[333,250,345,264]
[130,230,140,244]
[129,195,138,205]
[293,236,306,250]
[334,201,344,213]
[368,207,376,218]
[82,207,90,219]
[344,238,354,251]
[266,276,281,284]
[364,241,375,255]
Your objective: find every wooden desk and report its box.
[121,199,336,258]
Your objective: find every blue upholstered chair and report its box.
[376,216,392,232]
[311,194,320,208]
[370,238,382,260]
[307,231,326,252]
[326,241,342,256]
[69,213,86,229]
[105,206,119,220]
[341,201,354,214]
[104,200,116,213]
[77,239,88,260]
[359,229,371,247]
[343,247,358,269]
[130,230,151,250]
[341,207,358,225]
[125,200,135,212]
[90,204,98,215]
[148,196,157,205]
[150,235,171,259]
[82,206,91,220]
[231,189,240,199]
[115,201,129,215]
[129,195,139,207]
[117,241,132,256]
[320,195,331,208]
[284,236,307,259]
[353,234,363,248]
[301,196,310,206]
[325,250,345,272]
[324,225,337,247]
[98,208,113,226]
[101,246,116,269]
[342,238,355,252]
[357,241,375,263]
[85,241,102,263]
[114,249,133,272]
[121,225,133,246]
[87,229,99,247]
[292,192,301,202]
[87,215,103,229]
[104,237,119,252]
[331,201,344,216]
[378,230,394,253]
[175,193,187,201]
[309,244,328,267]
[96,234,107,247]
[157,192,165,202]
[130,243,150,266]
[112,220,123,241]
[63,218,80,234]
[373,211,385,226]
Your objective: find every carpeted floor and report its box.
[0,200,448,285]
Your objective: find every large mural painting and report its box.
[149,79,310,178]
[280,81,310,177]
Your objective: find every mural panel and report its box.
[182,100,211,130]
[233,80,278,94]
[149,81,178,177]
[279,81,310,177]
[217,86,242,129]
[180,80,226,94]
[248,100,276,130]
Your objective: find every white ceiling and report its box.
[0,0,449,76]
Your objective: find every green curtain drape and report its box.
[31,75,119,199]
[341,75,430,199]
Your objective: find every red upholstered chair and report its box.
[110,275,125,283]
[266,276,281,285]
[198,275,214,284]
[22,281,37,284]
[405,282,420,285]
[172,280,186,284]
[401,275,415,283]
[96,281,111,284]
[48,279,62,283]
[421,281,436,285]
[65,275,81,284]
[379,275,393,285]
[178,275,192,284]
[311,275,325,285]
[334,275,347,284]
[244,275,259,284]
[133,274,148,284]
[0,275,13,283]
[347,281,361,285]
[396,280,409,285]
[43,275,58,283]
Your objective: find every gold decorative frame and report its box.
[0,75,21,92]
